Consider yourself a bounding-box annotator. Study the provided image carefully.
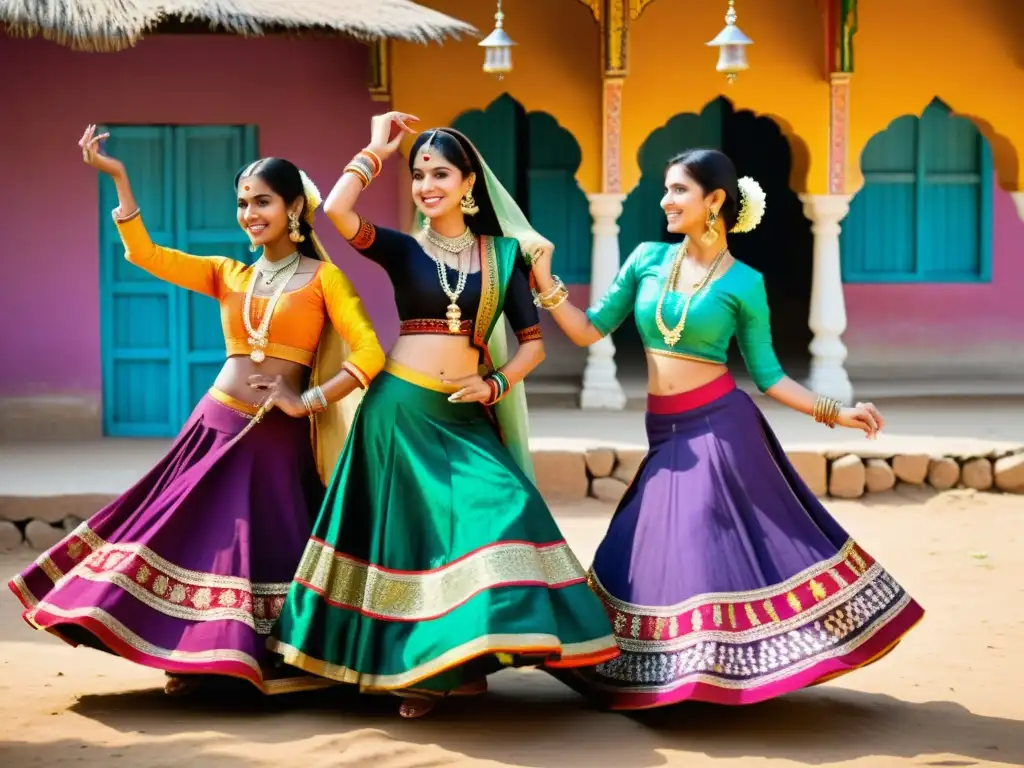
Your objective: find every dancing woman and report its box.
[268,113,619,718]
[532,148,924,708]
[8,125,385,696]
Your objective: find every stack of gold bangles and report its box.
[344,148,383,189]
[812,395,842,429]
[533,276,568,311]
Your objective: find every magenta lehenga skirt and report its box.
[559,373,924,708]
[7,389,326,694]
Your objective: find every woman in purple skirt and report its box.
[8,126,385,696]
[532,148,924,708]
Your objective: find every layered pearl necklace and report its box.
[424,227,475,333]
[243,251,301,363]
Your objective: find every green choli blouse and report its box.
[585,242,786,393]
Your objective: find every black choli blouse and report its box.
[347,217,542,344]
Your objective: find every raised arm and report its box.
[81,125,228,298]
[323,112,419,241]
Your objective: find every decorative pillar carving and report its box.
[580,0,631,409]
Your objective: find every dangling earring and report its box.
[460,190,479,216]
[701,208,720,246]
[288,212,305,243]
[249,242,259,253]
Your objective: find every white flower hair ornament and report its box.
[730,176,766,234]
[300,169,322,217]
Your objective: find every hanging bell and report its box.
[707,1,753,84]
[480,1,516,79]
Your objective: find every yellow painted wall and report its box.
[851,0,1024,191]
[627,0,829,193]
[390,0,603,192]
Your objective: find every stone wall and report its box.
[2,448,1022,553]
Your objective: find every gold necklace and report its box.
[654,237,728,347]
[242,255,302,362]
[425,226,475,254]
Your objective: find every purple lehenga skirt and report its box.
[561,373,924,708]
[8,388,325,693]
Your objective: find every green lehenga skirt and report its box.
[267,361,619,693]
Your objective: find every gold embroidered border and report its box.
[26,603,264,676]
[268,631,617,690]
[10,574,38,608]
[23,522,290,633]
[609,561,883,652]
[474,236,500,351]
[593,538,861,616]
[295,540,587,621]
[589,592,919,695]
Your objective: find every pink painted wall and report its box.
[0,34,401,399]
[843,185,1024,372]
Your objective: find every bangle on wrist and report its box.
[812,395,841,429]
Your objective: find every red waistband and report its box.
[647,373,736,415]
[399,319,473,337]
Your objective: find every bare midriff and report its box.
[646,352,729,396]
[388,335,482,382]
[212,356,311,411]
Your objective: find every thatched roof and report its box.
[1,0,478,52]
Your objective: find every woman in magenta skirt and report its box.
[8,126,385,696]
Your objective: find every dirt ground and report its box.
[1,487,1022,768]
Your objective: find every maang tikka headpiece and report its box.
[420,130,438,162]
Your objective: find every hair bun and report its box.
[731,177,766,234]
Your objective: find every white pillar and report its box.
[800,194,854,405]
[580,193,627,410]
[1010,191,1024,222]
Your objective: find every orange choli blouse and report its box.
[115,214,385,387]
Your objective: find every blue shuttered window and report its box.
[842,100,993,283]
[99,125,258,437]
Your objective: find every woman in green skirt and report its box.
[267,112,619,718]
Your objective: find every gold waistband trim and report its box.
[208,387,261,416]
[225,339,314,367]
[383,359,459,394]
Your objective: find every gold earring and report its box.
[701,208,720,246]
[288,212,305,243]
[460,190,479,216]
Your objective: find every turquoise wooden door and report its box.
[175,126,258,422]
[99,124,257,437]
[99,127,179,437]
[842,100,993,283]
